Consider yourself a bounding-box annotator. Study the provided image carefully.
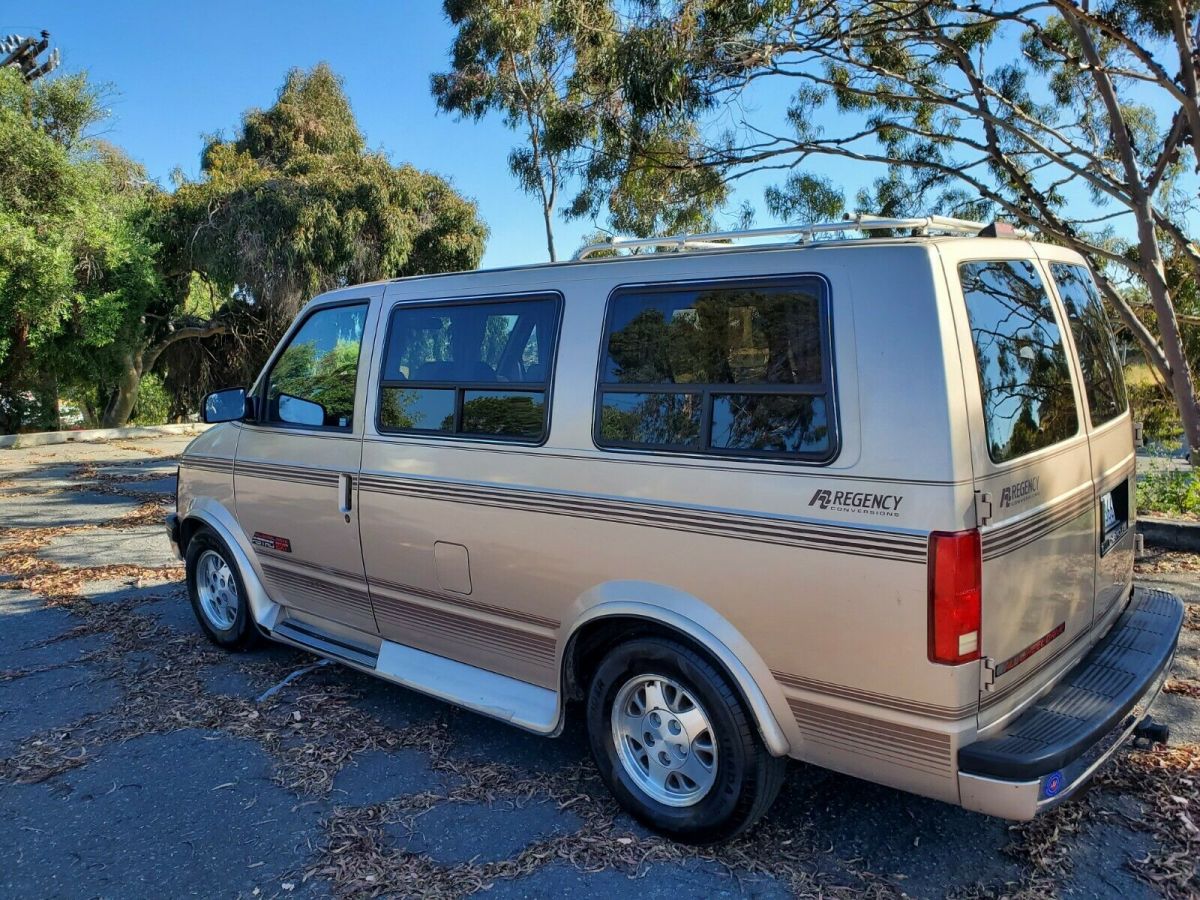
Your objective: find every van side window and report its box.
[960,261,1079,463]
[264,302,368,431]
[596,278,834,460]
[377,295,561,441]
[1050,263,1129,427]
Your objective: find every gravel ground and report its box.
[1,436,1197,900]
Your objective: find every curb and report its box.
[0,423,209,450]
[1137,517,1200,553]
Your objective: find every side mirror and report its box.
[202,388,250,424]
[277,393,326,427]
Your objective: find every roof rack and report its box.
[573,214,1027,260]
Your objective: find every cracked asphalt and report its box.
[1,435,1197,899]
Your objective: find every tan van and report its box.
[169,216,1183,842]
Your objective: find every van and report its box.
[169,215,1183,842]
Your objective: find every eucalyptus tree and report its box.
[432,0,603,260]
[577,0,1200,458]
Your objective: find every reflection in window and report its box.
[377,296,560,442]
[1050,264,1128,427]
[960,261,1078,462]
[711,395,829,454]
[379,387,455,432]
[599,392,702,448]
[266,304,367,430]
[596,279,833,460]
[462,391,546,438]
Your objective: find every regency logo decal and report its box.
[999,476,1040,508]
[808,488,904,518]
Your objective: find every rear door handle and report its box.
[337,473,353,518]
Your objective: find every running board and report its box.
[268,616,559,734]
[375,641,559,734]
[272,618,379,669]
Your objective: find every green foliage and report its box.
[167,64,487,324]
[130,372,171,425]
[0,66,164,432]
[1137,466,1200,519]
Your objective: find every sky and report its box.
[13,3,1177,271]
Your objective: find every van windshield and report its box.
[960,260,1079,463]
[1050,263,1128,427]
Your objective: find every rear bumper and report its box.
[957,587,1183,820]
[165,512,182,560]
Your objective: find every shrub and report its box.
[1137,465,1200,519]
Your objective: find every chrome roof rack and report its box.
[573,214,1028,260]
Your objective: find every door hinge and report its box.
[980,656,997,692]
[974,490,994,528]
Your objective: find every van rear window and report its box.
[595,277,834,461]
[960,260,1079,463]
[1050,263,1128,427]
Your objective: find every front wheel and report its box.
[585,637,785,843]
[185,527,260,650]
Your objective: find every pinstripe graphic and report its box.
[371,592,556,672]
[357,473,927,563]
[236,460,342,487]
[982,490,1093,561]
[368,575,559,630]
[772,670,974,721]
[259,562,374,616]
[180,455,234,473]
[785,698,953,778]
[252,549,556,671]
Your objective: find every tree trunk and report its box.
[101,352,142,429]
[99,319,230,428]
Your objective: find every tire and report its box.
[185,526,260,651]
[585,636,786,843]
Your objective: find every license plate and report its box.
[1101,492,1120,533]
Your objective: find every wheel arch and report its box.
[560,588,792,757]
[180,498,280,629]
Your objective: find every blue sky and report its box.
[19,1,833,270]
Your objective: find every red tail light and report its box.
[928,529,982,665]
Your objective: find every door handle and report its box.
[337,473,353,519]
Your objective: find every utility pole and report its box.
[1,30,60,81]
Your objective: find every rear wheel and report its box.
[585,636,785,843]
[185,527,260,650]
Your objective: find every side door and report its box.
[234,293,382,635]
[941,247,1097,707]
[357,289,563,686]
[1040,256,1136,626]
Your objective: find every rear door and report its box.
[234,292,382,634]
[941,244,1097,708]
[1040,254,1136,626]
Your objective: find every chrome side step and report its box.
[266,613,560,735]
[272,618,379,669]
[375,641,559,734]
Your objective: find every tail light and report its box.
[928,529,982,665]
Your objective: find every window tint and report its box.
[378,296,560,441]
[265,303,368,430]
[960,261,1078,462]
[596,279,833,460]
[1050,263,1128,426]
